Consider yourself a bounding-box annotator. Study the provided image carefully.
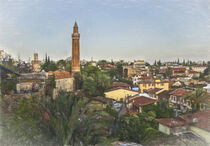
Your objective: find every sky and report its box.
[0,0,210,63]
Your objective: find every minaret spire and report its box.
[72,22,80,75]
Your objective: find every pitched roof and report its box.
[111,82,130,88]
[189,70,200,74]
[147,88,163,94]
[156,117,187,127]
[128,96,157,106]
[105,87,138,93]
[48,71,72,79]
[88,96,113,104]
[172,68,186,72]
[156,109,210,131]
[157,90,171,99]
[170,88,189,97]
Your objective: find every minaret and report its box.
[72,21,80,75]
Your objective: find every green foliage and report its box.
[50,74,56,88]
[116,111,158,143]
[185,88,208,113]
[157,60,161,66]
[2,91,116,145]
[74,72,83,90]
[199,72,205,79]
[2,92,86,145]
[143,128,168,142]
[165,67,172,78]
[118,78,132,85]
[1,80,16,94]
[82,65,111,97]
[2,58,17,72]
[204,61,210,76]
[142,103,174,119]
[74,110,116,145]
[104,105,118,119]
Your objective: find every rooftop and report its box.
[48,71,72,79]
[128,96,157,106]
[170,88,190,97]
[111,82,130,88]
[156,117,186,127]
[156,109,210,131]
[105,87,138,93]
[147,88,163,94]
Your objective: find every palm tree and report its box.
[2,91,116,146]
[186,88,209,113]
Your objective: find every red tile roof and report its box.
[48,71,72,79]
[157,90,170,99]
[111,82,130,88]
[189,70,200,74]
[172,68,186,72]
[170,88,190,97]
[129,96,157,106]
[156,109,210,131]
[156,117,187,127]
[141,76,154,80]
[147,88,163,94]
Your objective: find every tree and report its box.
[74,72,83,90]
[186,88,208,113]
[157,60,161,66]
[183,59,186,66]
[81,65,111,97]
[154,60,157,66]
[1,80,16,95]
[204,61,210,76]
[48,62,57,71]
[116,112,157,143]
[2,92,116,145]
[2,92,85,145]
[165,67,172,78]
[145,62,150,66]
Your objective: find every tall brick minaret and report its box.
[72,22,80,75]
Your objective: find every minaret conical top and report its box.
[74,21,78,27]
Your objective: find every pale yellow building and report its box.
[139,79,169,93]
[104,87,138,101]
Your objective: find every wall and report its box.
[159,123,171,135]
[53,78,74,98]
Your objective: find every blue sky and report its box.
[0,0,210,62]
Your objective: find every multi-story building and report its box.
[123,60,147,78]
[169,88,191,112]
[139,79,169,93]
[48,71,74,98]
[172,67,188,77]
[191,65,207,73]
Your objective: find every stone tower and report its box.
[72,22,80,75]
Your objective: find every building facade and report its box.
[139,79,169,93]
[31,53,41,72]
